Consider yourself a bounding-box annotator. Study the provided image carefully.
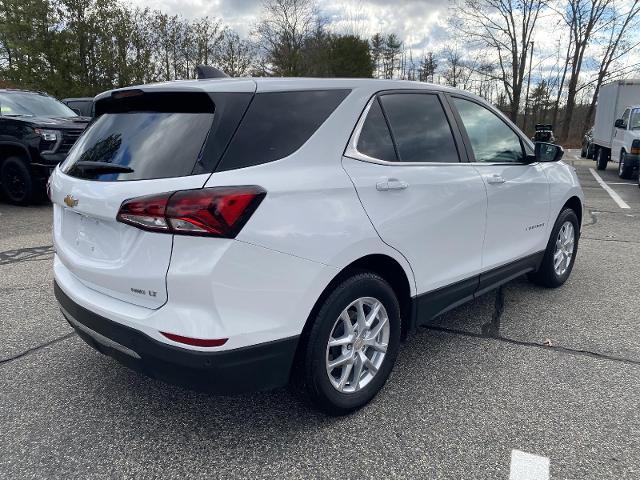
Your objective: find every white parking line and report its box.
[589,168,631,209]
[509,449,550,480]
[607,182,636,186]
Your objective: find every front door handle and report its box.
[485,174,506,185]
[376,178,409,191]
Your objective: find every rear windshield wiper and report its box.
[72,161,134,174]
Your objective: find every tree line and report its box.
[1,0,639,143]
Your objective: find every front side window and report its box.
[378,93,459,163]
[630,109,640,130]
[621,108,631,129]
[452,97,524,163]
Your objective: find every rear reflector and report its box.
[160,332,228,347]
[117,186,266,238]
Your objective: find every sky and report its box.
[128,0,639,89]
[130,0,453,51]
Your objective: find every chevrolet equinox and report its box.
[51,78,584,415]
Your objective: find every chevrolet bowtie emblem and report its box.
[64,194,78,208]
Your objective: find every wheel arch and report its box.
[562,196,583,230]
[292,253,415,381]
[0,142,32,164]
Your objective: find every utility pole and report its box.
[523,41,534,134]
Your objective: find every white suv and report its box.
[50,78,584,414]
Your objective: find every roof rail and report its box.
[195,65,229,79]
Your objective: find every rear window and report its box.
[216,89,350,171]
[61,112,214,181]
[61,91,253,181]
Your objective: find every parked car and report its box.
[50,79,584,415]
[581,127,595,159]
[62,97,95,117]
[532,124,556,143]
[592,79,640,178]
[0,89,90,204]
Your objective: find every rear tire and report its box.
[587,144,594,159]
[528,208,579,288]
[580,145,586,157]
[0,156,34,205]
[596,147,608,171]
[298,272,401,415]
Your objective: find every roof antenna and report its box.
[196,65,229,79]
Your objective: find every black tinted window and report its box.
[61,113,213,181]
[378,93,459,163]
[217,89,350,171]
[452,97,524,163]
[357,98,397,161]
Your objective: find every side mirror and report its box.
[614,119,624,128]
[534,142,564,162]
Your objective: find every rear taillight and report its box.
[631,140,640,155]
[116,186,266,238]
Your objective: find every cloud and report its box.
[128,0,452,45]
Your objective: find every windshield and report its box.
[0,92,77,117]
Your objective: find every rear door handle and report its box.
[485,174,506,185]
[376,178,409,191]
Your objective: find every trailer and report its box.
[592,79,640,179]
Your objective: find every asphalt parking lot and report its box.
[1,150,639,479]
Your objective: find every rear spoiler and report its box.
[535,124,553,131]
[96,90,215,115]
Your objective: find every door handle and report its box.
[376,178,409,191]
[485,174,506,185]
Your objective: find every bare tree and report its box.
[581,0,640,133]
[557,0,613,141]
[454,0,546,123]
[441,46,466,88]
[216,29,256,77]
[254,0,317,76]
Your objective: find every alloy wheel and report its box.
[553,221,575,276]
[325,297,389,394]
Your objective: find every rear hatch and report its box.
[51,84,255,308]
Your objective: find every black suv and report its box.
[0,89,90,204]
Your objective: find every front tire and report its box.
[299,273,401,415]
[528,208,579,288]
[618,151,633,179]
[0,156,35,205]
[596,147,609,170]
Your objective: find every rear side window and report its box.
[216,89,350,171]
[378,93,459,163]
[357,98,397,162]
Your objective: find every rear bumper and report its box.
[54,281,299,394]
